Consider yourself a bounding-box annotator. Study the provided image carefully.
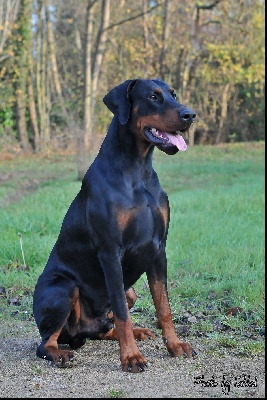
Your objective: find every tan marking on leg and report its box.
[44,328,61,350]
[71,287,81,323]
[101,327,117,340]
[125,287,137,310]
[44,327,75,367]
[114,315,148,372]
[147,279,174,334]
[147,278,195,357]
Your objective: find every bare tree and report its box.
[215,82,231,144]
[0,0,20,62]
[77,0,110,180]
[36,0,50,147]
[28,63,40,151]
[159,0,171,80]
[45,0,62,99]
[77,0,95,180]
[15,0,32,152]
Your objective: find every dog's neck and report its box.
[94,117,157,186]
[100,117,155,167]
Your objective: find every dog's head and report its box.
[103,79,196,155]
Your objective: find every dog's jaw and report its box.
[144,127,187,154]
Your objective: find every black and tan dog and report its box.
[33,79,197,372]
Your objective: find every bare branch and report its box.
[0,54,10,62]
[103,3,161,32]
[196,0,221,10]
[202,19,221,26]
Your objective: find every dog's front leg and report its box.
[98,252,149,372]
[147,259,197,358]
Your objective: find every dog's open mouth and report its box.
[144,127,187,151]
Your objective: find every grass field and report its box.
[0,142,265,350]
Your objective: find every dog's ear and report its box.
[103,80,138,125]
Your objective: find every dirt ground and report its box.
[0,319,265,398]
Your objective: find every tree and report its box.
[14,0,32,151]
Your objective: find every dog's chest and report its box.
[117,185,169,246]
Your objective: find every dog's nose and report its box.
[180,108,196,123]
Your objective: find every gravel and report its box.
[0,320,265,398]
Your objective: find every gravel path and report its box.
[0,321,264,398]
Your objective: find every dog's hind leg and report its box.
[125,287,156,340]
[33,283,79,367]
[36,326,75,368]
[125,287,137,309]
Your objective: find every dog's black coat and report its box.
[33,79,196,372]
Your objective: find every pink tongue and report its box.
[166,132,187,151]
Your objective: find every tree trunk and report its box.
[143,0,150,78]
[78,0,110,180]
[36,0,50,149]
[28,71,40,151]
[15,0,32,152]
[174,46,185,93]
[183,5,200,104]
[83,1,95,148]
[92,0,110,104]
[188,121,196,147]
[0,0,20,59]
[45,0,62,99]
[90,0,110,133]
[215,83,230,144]
[78,0,96,180]
[16,85,31,151]
[159,0,171,81]
[27,4,40,152]
[36,44,45,147]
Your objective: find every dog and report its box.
[33,78,197,373]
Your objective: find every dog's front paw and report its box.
[163,337,197,358]
[121,350,148,373]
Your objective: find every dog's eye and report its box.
[172,92,177,99]
[149,94,157,100]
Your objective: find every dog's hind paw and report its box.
[163,338,197,358]
[133,327,156,341]
[53,350,75,368]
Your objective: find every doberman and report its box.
[33,78,197,373]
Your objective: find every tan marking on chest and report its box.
[158,204,169,228]
[116,208,136,231]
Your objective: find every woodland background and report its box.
[0,0,265,177]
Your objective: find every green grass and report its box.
[108,389,125,398]
[0,143,265,347]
